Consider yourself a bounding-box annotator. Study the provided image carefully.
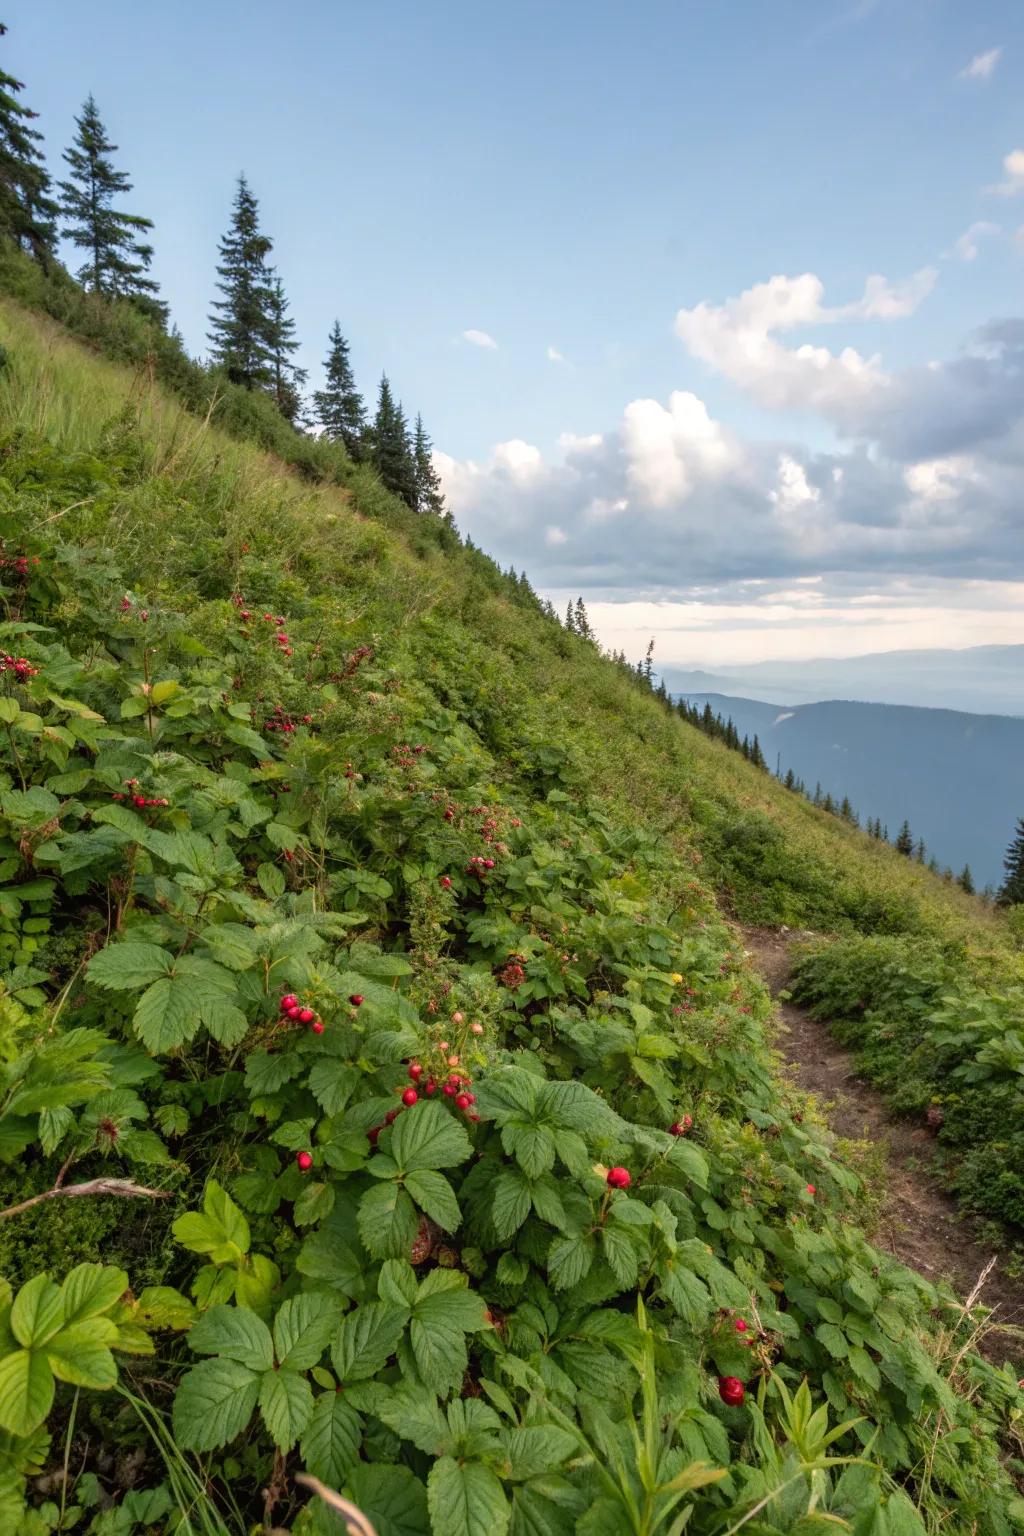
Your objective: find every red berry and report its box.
[296,1151,313,1172]
[349,994,364,1007]
[133,795,147,808]
[718,1376,745,1407]
[367,1125,381,1143]
[440,875,452,889]
[298,1008,315,1024]
[384,1108,399,1125]
[735,1319,747,1333]
[424,1079,437,1095]
[409,1063,423,1080]
[402,1088,419,1107]
[442,1082,456,1097]
[607,1167,631,1190]
[287,1005,303,1021]
[669,1114,693,1136]
[456,1092,471,1110]
[806,1184,816,1196]
[310,1020,325,1034]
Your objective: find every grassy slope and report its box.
[1,296,1022,1533]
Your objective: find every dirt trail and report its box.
[741,925,1024,1337]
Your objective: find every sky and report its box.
[12,0,1024,667]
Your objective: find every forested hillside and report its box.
[0,277,1021,1536]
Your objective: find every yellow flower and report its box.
[671,972,684,985]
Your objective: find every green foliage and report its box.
[0,299,1020,1535]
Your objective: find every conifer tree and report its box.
[750,734,767,770]
[208,176,276,390]
[914,837,927,864]
[58,96,159,305]
[312,320,366,457]
[957,865,975,895]
[0,23,57,261]
[564,601,576,633]
[895,820,914,857]
[265,275,306,423]
[998,817,1024,905]
[413,415,446,517]
[643,637,655,682]
[784,768,795,791]
[370,374,417,507]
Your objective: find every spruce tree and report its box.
[208,176,276,390]
[266,275,306,423]
[413,415,445,516]
[998,817,1024,905]
[957,865,975,895]
[564,601,576,633]
[750,734,767,770]
[914,837,927,864]
[895,820,914,857]
[784,768,795,791]
[312,321,366,457]
[0,23,57,261]
[58,96,158,304]
[371,374,417,507]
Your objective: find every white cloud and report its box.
[959,47,1002,81]
[621,391,738,508]
[947,220,1000,261]
[673,269,934,421]
[547,345,566,363]
[987,149,1024,196]
[558,431,603,454]
[493,439,542,477]
[461,328,498,349]
[770,455,820,515]
[545,526,568,546]
[903,456,976,502]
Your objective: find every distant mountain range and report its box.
[677,692,1024,890]
[662,644,1024,718]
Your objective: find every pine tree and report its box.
[312,321,366,457]
[371,374,417,507]
[208,176,276,390]
[643,637,655,683]
[784,768,795,791]
[895,820,914,857]
[957,865,975,895]
[564,601,576,633]
[265,275,306,423]
[412,415,446,517]
[998,817,1024,905]
[0,23,57,261]
[914,837,927,864]
[58,96,159,305]
[750,734,767,770]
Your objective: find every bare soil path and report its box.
[741,925,1024,1342]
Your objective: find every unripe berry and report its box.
[296,1151,313,1171]
[448,1054,460,1067]
[402,1088,419,1107]
[471,1021,484,1035]
[606,1166,631,1190]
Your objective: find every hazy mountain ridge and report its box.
[679,692,1024,889]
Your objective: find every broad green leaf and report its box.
[172,1357,261,1452]
[428,1456,510,1536]
[357,1182,419,1260]
[187,1304,273,1372]
[173,1180,250,1262]
[415,1270,490,1333]
[406,1168,462,1231]
[378,1260,419,1309]
[331,1302,407,1382]
[88,943,172,992]
[815,1323,849,1360]
[666,1139,709,1187]
[498,1425,579,1481]
[10,1276,64,1349]
[257,861,286,899]
[374,1381,449,1455]
[273,1293,336,1371]
[346,1463,429,1536]
[258,1365,313,1452]
[308,1060,360,1116]
[547,1233,595,1291]
[59,1265,127,1327]
[200,994,249,1046]
[0,1349,54,1436]
[491,1169,532,1242]
[299,1390,362,1484]
[390,1100,473,1173]
[133,973,204,1053]
[200,924,260,972]
[501,1122,555,1180]
[45,1320,118,1388]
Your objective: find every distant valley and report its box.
[678,692,1024,890]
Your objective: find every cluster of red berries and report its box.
[606,1166,631,1189]
[0,653,39,680]
[111,791,170,808]
[279,992,325,1034]
[718,1376,745,1407]
[1,553,39,579]
[261,704,314,735]
[118,597,148,620]
[669,1114,693,1136]
[466,854,496,877]
[498,955,526,990]
[392,743,428,771]
[233,597,294,657]
[329,643,374,682]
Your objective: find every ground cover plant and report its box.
[0,293,1022,1534]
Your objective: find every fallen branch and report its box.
[294,1474,378,1536]
[0,1177,172,1222]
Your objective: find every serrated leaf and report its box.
[45,1320,118,1388]
[390,1100,473,1173]
[498,1425,579,1481]
[346,1463,429,1536]
[259,1365,313,1452]
[173,1180,250,1262]
[60,1265,127,1326]
[187,1304,273,1372]
[308,1060,360,1116]
[501,1122,555,1179]
[299,1390,362,1484]
[666,1140,709,1187]
[815,1323,849,1360]
[0,1349,54,1436]
[357,1182,419,1260]
[133,973,204,1053]
[547,1233,594,1291]
[406,1168,462,1232]
[428,1457,510,1536]
[273,1293,336,1371]
[257,862,286,900]
[491,1169,532,1242]
[88,943,172,992]
[374,1381,449,1455]
[172,1357,260,1451]
[331,1302,407,1382]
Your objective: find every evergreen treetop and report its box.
[998,817,1024,905]
[0,23,56,260]
[58,94,159,305]
[413,413,446,517]
[371,373,417,508]
[895,820,914,857]
[207,175,276,390]
[265,274,306,423]
[312,320,366,457]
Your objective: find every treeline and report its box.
[0,29,444,515]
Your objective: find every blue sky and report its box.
[12,0,1024,665]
